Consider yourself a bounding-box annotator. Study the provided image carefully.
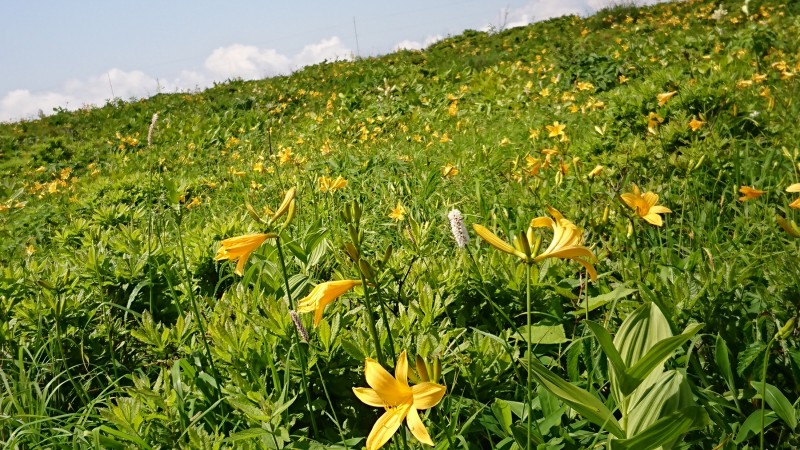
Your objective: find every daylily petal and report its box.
[366,405,409,450]
[473,224,527,260]
[648,205,672,214]
[790,198,800,209]
[574,258,598,282]
[536,246,597,262]
[642,213,664,226]
[786,183,800,193]
[642,192,659,209]
[365,358,410,405]
[395,351,409,389]
[530,217,554,229]
[412,382,447,410]
[353,388,385,407]
[620,193,638,210]
[406,407,434,446]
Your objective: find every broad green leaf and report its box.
[491,399,513,435]
[621,323,703,396]
[715,334,736,396]
[586,321,629,383]
[737,342,767,376]
[527,358,625,438]
[751,381,798,430]
[626,370,693,436]
[734,409,778,444]
[516,324,569,345]
[610,406,708,450]
[612,303,673,408]
[573,287,638,314]
[511,424,544,447]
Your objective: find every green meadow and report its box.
[2,0,800,448]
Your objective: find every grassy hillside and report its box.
[2,0,800,448]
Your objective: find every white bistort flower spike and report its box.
[448,209,470,248]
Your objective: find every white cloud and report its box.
[1,36,351,122]
[392,34,443,52]
[492,0,671,31]
[204,36,351,80]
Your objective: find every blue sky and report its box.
[0,0,666,122]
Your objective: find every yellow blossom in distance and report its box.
[738,186,766,202]
[689,117,704,131]
[620,184,672,226]
[319,175,348,193]
[353,351,446,450]
[297,280,362,325]
[657,91,677,106]
[546,121,566,139]
[215,233,278,276]
[441,163,459,178]
[389,202,407,221]
[587,165,604,178]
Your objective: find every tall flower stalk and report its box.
[473,207,597,449]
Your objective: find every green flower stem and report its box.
[275,236,319,438]
[526,263,533,450]
[371,282,396,364]
[358,269,387,366]
[174,211,223,405]
[760,335,777,450]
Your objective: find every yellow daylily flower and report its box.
[215,233,278,276]
[530,207,599,282]
[688,117,704,131]
[620,184,672,227]
[546,121,566,138]
[353,351,446,450]
[473,207,598,281]
[441,163,459,178]
[657,90,677,106]
[297,280,361,325]
[319,175,348,192]
[389,202,407,221]
[738,186,766,202]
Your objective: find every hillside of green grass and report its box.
[2,0,800,448]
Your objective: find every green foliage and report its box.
[1,0,800,447]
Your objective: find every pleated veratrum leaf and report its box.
[625,370,693,438]
[609,406,708,450]
[585,320,631,384]
[527,357,625,438]
[611,303,673,411]
[621,322,703,396]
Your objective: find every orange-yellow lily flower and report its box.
[738,186,766,202]
[620,184,672,227]
[472,207,598,281]
[353,351,446,450]
[215,233,277,276]
[297,280,362,325]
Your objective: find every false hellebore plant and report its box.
[528,302,707,449]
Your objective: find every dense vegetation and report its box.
[2,0,800,448]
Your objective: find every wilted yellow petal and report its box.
[786,183,800,193]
